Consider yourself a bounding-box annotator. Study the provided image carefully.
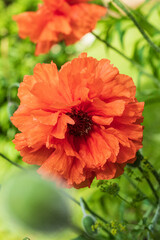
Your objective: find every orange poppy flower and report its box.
[11,53,144,188]
[13,0,106,55]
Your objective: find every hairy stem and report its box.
[64,192,108,223]
[138,166,159,204]
[92,32,160,88]
[124,173,153,205]
[63,192,115,239]
[117,193,131,205]
[112,0,160,53]
[144,158,160,186]
[147,200,160,240]
[124,173,145,196]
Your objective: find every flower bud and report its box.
[0,171,70,233]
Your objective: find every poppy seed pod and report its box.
[82,215,97,236]
[0,172,70,233]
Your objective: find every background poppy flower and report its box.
[11,53,144,188]
[13,0,106,55]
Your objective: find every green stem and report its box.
[124,172,155,205]
[138,166,159,204]
[117,193,131,205]
[80,197,87,216]
[124,173,145,197]
[112,0,160,53]
[65,192,108,224]
[92,32,160,88]
[0,153,24,170]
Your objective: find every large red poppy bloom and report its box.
[11,53,144,188]
[13,0,106,55]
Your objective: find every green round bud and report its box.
[0,172,70,233]
[82,215,97,236]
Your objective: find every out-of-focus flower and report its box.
[11,53,144,188]
[121,0,145,9]
[13,0,106,55]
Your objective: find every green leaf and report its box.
[132,40,145,65]
[115,21,126,48]
[131,9,160,36]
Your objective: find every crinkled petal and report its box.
[96,162,117,180]
[51,114,74,139]
[65,3,106,44]
[79,129,111,168]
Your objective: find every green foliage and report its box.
[0,0,160,240]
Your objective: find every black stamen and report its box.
[67,109,93,137]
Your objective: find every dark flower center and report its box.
[67,109,93,137]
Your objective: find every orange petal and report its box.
[67,158,86,186]
[89,98,125,117]
[51,114,74,139]
[117,141,137,163]
[35,41,54,55]
[21,146,54,165]
[79,130,111,168]
[100,129,120,163]
[65,3,106,44]
[38,146,73,180]
[96,59,119,83]
[115,101,144,124]
[31,110,60,125]
[105,128,130,147]
[92,116,113,125]
[96,162,117,180]
[114,123,143,141]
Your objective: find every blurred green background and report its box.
[0,0,160,239]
